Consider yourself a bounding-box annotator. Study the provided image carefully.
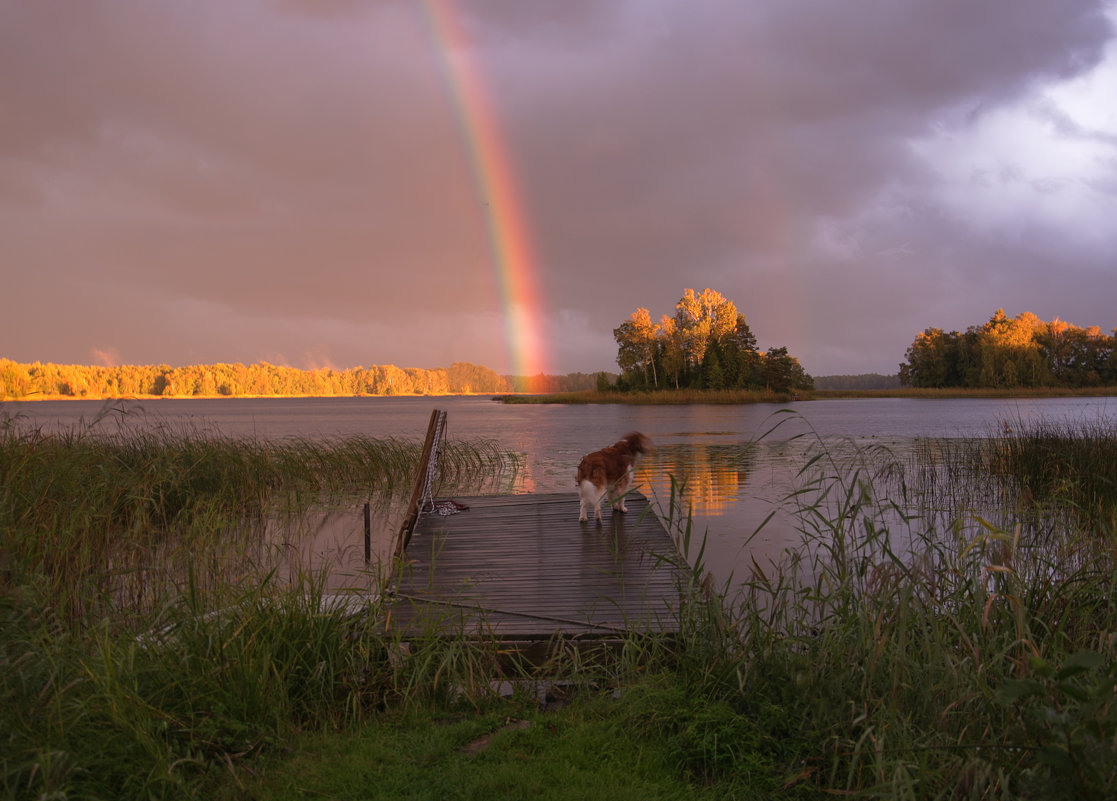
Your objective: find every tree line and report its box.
[814,373,901,390]
[899,309,1117,389]
[0,359,607,400]
[612,288,813,393]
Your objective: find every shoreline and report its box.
[496,385,1117,404]
[5,385,1117,405]
[0,391,508,403]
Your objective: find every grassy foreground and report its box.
[2,415,1117,799]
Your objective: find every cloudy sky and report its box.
[3,0,1116,378]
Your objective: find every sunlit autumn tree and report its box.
[614,308,660,388]
[1037,319,1113,387]
[0,359,30,398]
[673,288,738,375]
[975,309,1048,388]
[656,314,686,389]
[446,362,509,394]
[899,328,965,388]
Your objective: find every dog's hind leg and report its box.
[579,481,606,523]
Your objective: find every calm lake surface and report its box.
[6,395,1116,587]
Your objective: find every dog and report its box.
[575,432,650,523]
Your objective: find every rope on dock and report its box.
[419,409,447,514]
[394,408,448,559]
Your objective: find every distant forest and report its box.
[900,309,1117,389]
[813,373,901,390]
[0,359,609,400]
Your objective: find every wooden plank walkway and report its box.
[387,492,687,641]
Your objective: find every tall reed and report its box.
[972,416,1117,538]
[650,416,1117,798]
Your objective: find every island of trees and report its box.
[899,309,1117,389]
[0,359,606,400]
[612,288,813,393]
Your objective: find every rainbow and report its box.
[422,0,548,379]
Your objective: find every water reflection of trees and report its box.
[635,443,754,516]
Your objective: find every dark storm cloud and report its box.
[492,0,1117,371]
[2,0,1115,375]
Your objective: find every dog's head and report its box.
[616,431,651,458]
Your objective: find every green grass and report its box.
[217,689,775,801]
[3,413,1117,799]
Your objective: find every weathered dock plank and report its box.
[387,491,687,640]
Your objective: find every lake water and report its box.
[5,394,1115,588]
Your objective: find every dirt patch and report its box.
[460,717,532,755]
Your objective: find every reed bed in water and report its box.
[3,416,1117,799]
[663,423,1117,799]
[971,417,1117,537]
[0,419,514,627]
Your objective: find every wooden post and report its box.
[393,409,445,560]
[363,502,371,564]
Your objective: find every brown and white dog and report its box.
[575,431,651,523]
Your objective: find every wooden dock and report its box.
[386,491,687,642]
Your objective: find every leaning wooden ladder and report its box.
[393,408,447,560]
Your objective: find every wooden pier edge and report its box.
[387,491,688,646]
